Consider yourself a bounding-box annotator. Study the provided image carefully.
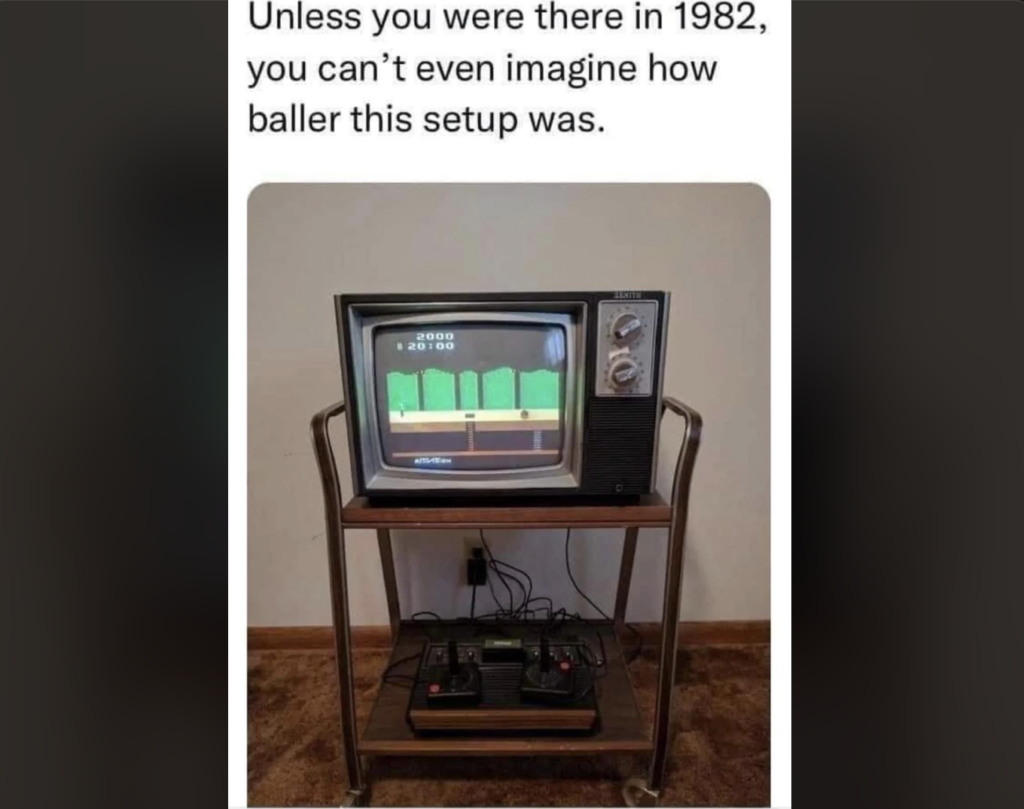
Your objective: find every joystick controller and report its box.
[424,640,482,706]
[408,637,597,733]
[520,637,575,701]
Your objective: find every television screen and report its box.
[373,322,568,471]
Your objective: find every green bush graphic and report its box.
[482,367,515,409]
[386,372,419,412]
[519,369,560,409]
[422,369,456,411]
[459,371,480,410]
[388,367,561,413]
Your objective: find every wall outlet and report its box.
[463,536,484,560]
[464,537,487,586]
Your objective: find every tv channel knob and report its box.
[611,312,643,346]
[608,357,641,391]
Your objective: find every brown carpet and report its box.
[249,645,769,806]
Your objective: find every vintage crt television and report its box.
[336,292,669,499]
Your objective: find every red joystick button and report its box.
[559,661,571,672]
[428,683,441,694]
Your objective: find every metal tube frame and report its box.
[646,396,703,796]
[376,529,401,641]
[311,396,702,807]
[311,402,368,807]
[613,527,639,630]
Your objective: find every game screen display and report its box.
[373,323,568,471]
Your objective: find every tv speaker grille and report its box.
[582,399,658,494]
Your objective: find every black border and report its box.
[335,291,668,499]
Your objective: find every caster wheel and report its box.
[622,778,660,807]
[341,788,368,807]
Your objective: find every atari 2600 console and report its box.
[406,636,598,733]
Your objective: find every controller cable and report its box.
[382,532,633,690]
[564,528,643,664]
[380,650,423,689]
[479,530,535,619]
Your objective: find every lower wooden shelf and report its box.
[357,621,652,757]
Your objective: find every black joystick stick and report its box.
[424,641,482,707]
[520,638,575,701]
[448,639,460,677]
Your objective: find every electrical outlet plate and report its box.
[463,536,486,586]
[463,536,483,560]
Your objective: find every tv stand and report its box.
[311,396,702,807]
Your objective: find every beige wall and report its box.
[248,184,769,627]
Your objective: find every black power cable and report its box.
[490,558,533,616]
[564,528,643,664]
[380,650,423,689]
[479,530,536,619]
[479,529,517,615]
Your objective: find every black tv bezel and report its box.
[336,291,668,499]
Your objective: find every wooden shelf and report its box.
[358,621,652,757]
[341,495,671,529]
